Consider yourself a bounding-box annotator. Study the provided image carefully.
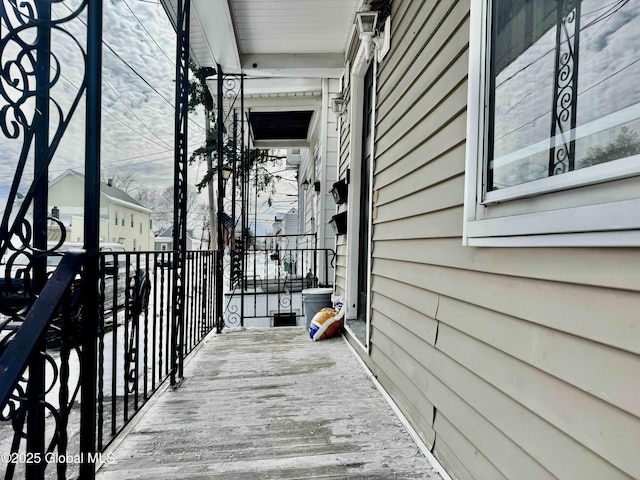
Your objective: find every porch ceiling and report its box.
[161,0,361,146]
[206,76,322,147]
[162,0,361,77]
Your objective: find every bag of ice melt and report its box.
[309,301,345,341]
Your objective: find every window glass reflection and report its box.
[489,0,640,191]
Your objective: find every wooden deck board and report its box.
[96,327,441,479]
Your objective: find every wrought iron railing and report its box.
[95,250,215,451]
[223,235,335,328]
[0,0,208,477]
[0,249,216,479]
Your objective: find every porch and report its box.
[95,327,442,479]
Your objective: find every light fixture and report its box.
[221,165,233,181]
[221,165,233,195]
[355,5,379,61]
[331,96,347,118]
[302,179,310,191]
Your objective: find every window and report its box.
[114,211,118,226]
[464,0,640,247]
[131,214,134,228]
[140,222,143,234]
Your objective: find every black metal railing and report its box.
[223,235,335,328]
[95,250,215,451]
[0,249,216,479]
[0,0,204,477]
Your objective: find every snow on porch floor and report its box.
[96,327,443,479]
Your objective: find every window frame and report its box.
[463,0,640,248]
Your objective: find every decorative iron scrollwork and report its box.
[224,302,241,328]
[549,0,581,176]
[0,1,95,477]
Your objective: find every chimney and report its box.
[107,178,113,187]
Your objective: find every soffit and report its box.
[162,0,362,77]
[232,0,358,55]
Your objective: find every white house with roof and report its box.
[45,170,154,251]
[154,227,202,251]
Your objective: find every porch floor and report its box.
[96,327,442,479]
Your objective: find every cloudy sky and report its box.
[0,0,201,200]
[0,0,296,234]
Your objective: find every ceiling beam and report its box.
[252,139,311,148]
[241,96,322,110]
[241,53,345,78]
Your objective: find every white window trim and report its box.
[463,0,640,247]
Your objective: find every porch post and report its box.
[215,65,224,334]
[172,0,190,383]
[80,0,103,477]
[239,76,246,327]
[26,1,52,476]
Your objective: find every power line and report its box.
[59,1,205,133]
[497,55,640,142]
[103,77,173,150]
[122,0,174,65]
[496,1,630,124]
[50,63,173,151]
[1,14,177,153]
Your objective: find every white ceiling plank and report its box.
[241,53,344,78]
[191,0,241,71]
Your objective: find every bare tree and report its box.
[133,186,160,212]
[104,172,138,193]
[581,126,640,168]
[154,185,208,237]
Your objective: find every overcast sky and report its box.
[0,0,201,201]
[0,0,296,234]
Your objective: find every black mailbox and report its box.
[330,179,348,205]
[329,211,348,235]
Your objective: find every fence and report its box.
[0,249,216,479]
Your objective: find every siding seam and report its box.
[434,294,442,347]
[343,335,454,480]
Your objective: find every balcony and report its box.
[0,248,443,479]
[95,328,442,479]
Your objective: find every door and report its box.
[356,63,374,338]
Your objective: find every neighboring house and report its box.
[271,213,284,237]
[204,70,340,282]
[164,1,640,479]
[154,227,201,251]
[45,170,154,251]
[271,208,298,237]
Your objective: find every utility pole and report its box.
[205,110,217,250]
